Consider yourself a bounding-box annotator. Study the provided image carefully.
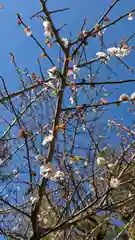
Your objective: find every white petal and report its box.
[42,134,53,146]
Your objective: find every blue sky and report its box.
[0,0,135,238]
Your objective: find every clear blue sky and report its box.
[0,0,135,239]
[0,0,135,117]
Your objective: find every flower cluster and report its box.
[107,45,130,58]
[96,44,130,64]
[40,163,64,181]
[119,92,135,102]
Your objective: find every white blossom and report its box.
[119,94,129,102]
[92,107,97,113]
[128,12,134,20]
[96,51,109,64]
[42,134,53,146]
[43,20,53,38]
[96,52,106,58]
[107,46,130,58]
[107,47,119,56]
[84,161,88,166]
[13,169,18,174]
[30,196,38,204]
[130,92,135,101]
[26,31,32,37]
[128,191,132,197]
[73,64,80,79]
[120,47,130,57]
[108,163,114,169]
[69,96,74,105]
[40,163,56,178]
[47,66,57,78]
[97,157,105,165]
[61,38,69,48]
[40,164,64,181]
[24,27,32,37]
[67,69,74,78]
[82,30,89,38]
[110,177,120,188]
[82,123,86,132]
[51,170,65,181]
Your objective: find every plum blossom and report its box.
[96,52,109,64]
[128,12,134,20]
[69,95,75,105]
[13,169,18,175]
[42,134,53,146]
[67,69,73,78]
[24,27,32,37]
[110,177,120,188]
[43,20,53,38]
[119,94,129,102]
[73,64,80,79]
[82,123,86,132]
[97,157,105,165]
[61,38,69,48]
[51,170,65,181]
[130,92,135,102]
[108,163,114,169]
[107,46,130,58]
[47,66,58,78]
[40,164,64,181]
[82,30,89,37]
[120,46,130,57]
[40,163,56,178]
[96,52,106,58]
[107,47,118,56]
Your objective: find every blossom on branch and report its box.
[130,92,135,104]
[51,170,65,181]
[73,64,80,79]
[128,12,134,20]
[40,164,64,181]
[96,52,109,63]
[42,134,53,146]
[69,95,75,105]
[96,52,106,58]
[43,20,53,38]
[119,94,129,102]
[24,27,32,37]
[47,66,58,78]
[110,177,120,188]
[40,163,56,178]
[61,38,69,48]
[97,157,105,165]
[107,45,130,58]
[130,92,135,101]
